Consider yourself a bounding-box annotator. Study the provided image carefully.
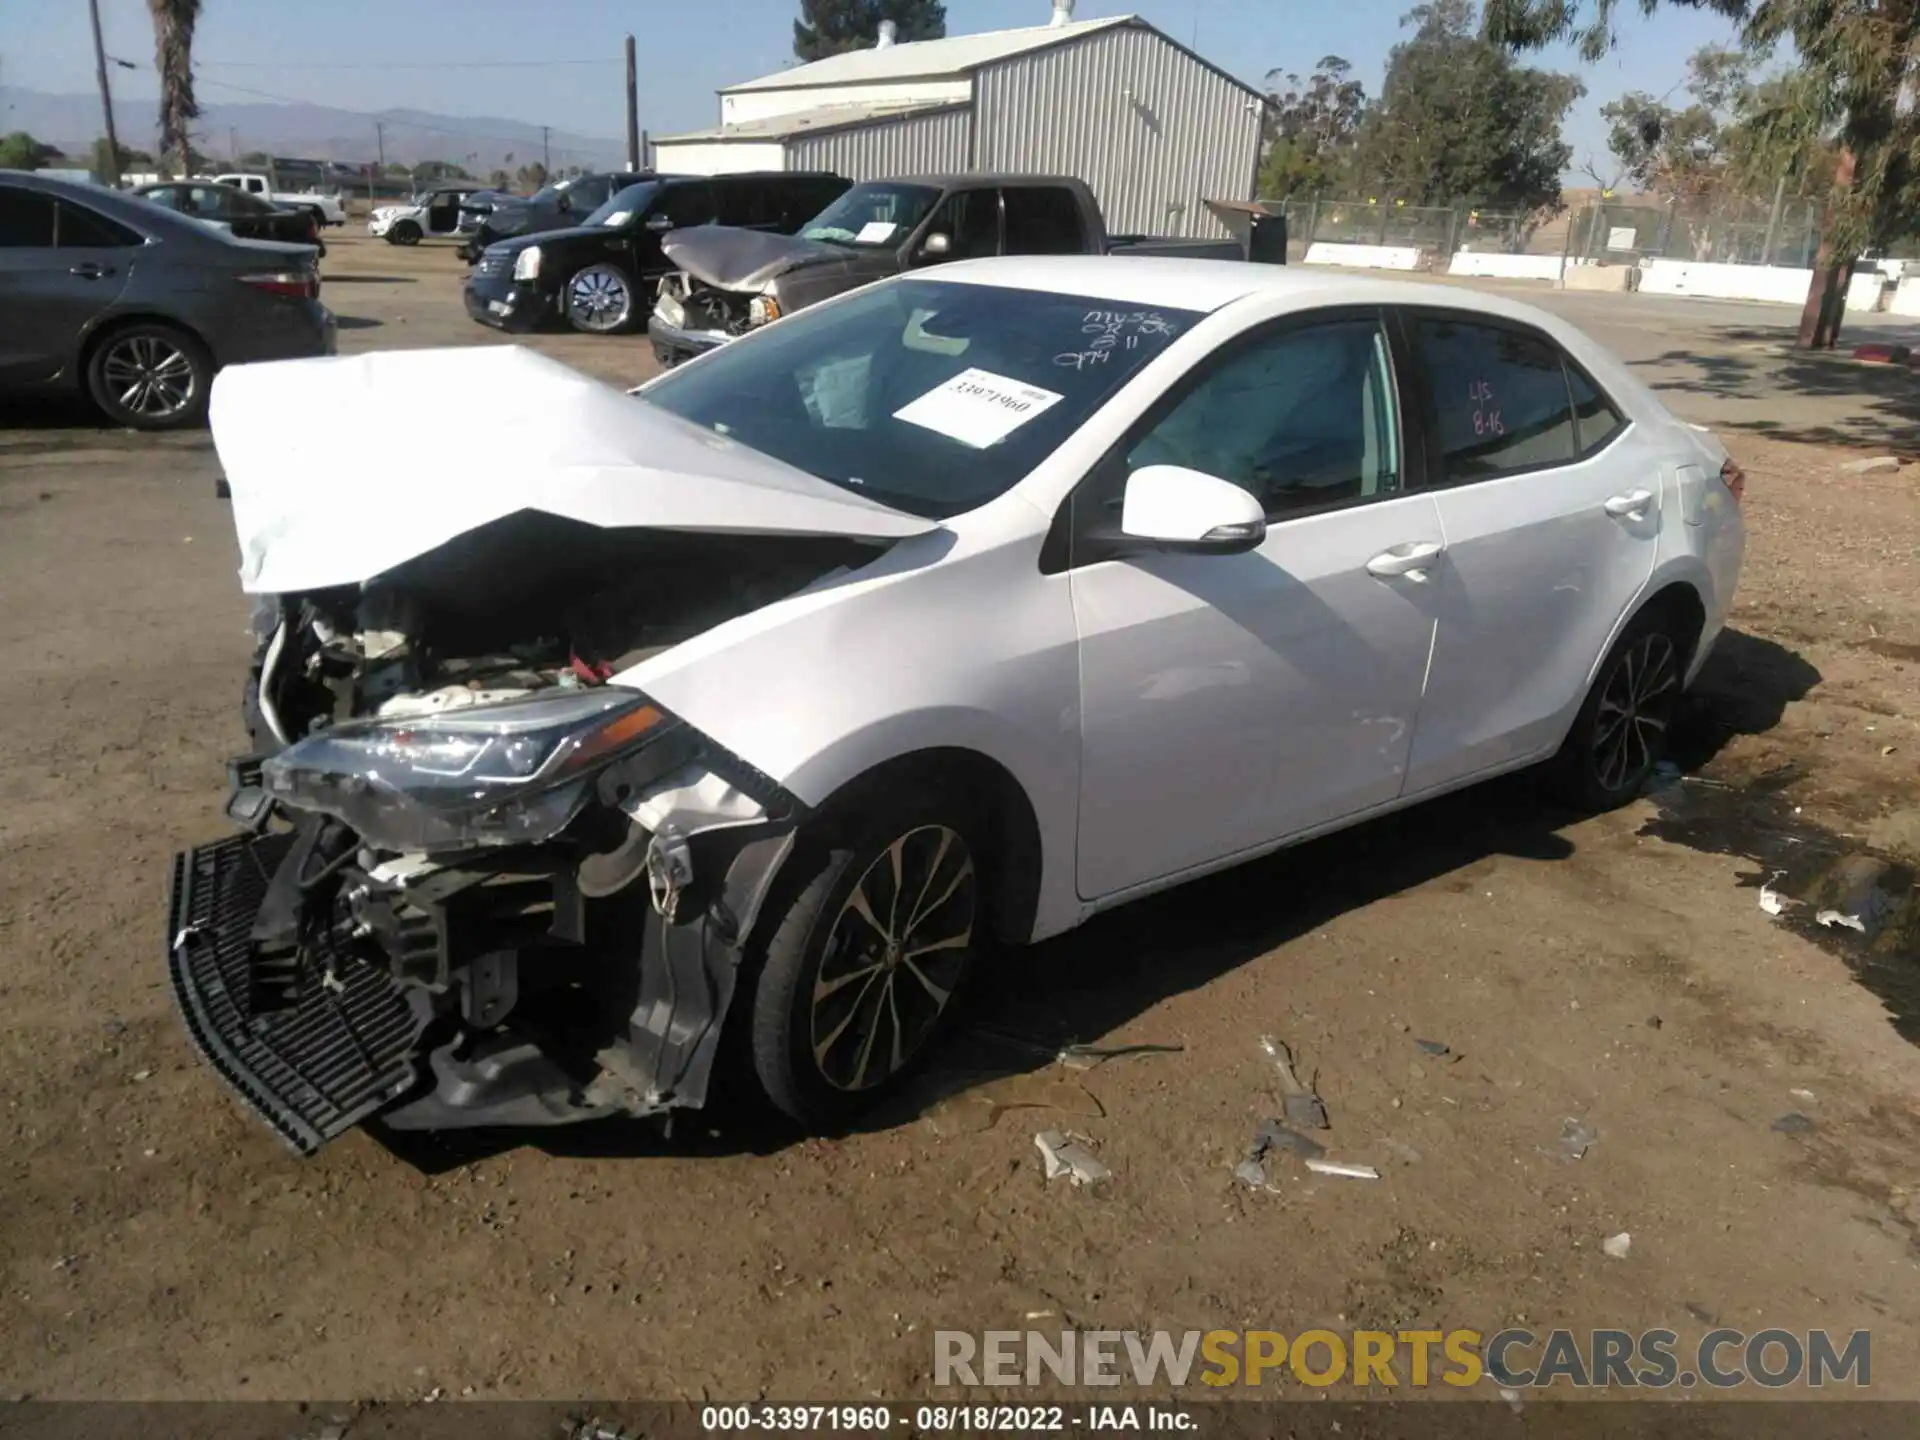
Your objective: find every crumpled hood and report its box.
[663,226,866,292]
[211,346,934,595]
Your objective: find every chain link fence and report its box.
[1259,188,1830,270]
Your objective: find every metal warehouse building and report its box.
[650,1,1265,239]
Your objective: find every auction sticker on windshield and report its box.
[856,220,898,243]
[893,368,1064,449]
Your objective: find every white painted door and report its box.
[1399,313,1663,793]
[1070,315,1444,900]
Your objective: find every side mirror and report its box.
[1120,465,1267,554]
[918,231,951,259]
[645,213,674,232]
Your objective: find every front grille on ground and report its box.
[168,832,425,1155]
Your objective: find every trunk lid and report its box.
[211,345,935,595]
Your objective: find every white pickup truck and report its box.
[211,172,347,227]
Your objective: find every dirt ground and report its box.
[2,233,1918,1406]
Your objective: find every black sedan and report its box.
[135,181,327,255]
[0,170,333,430]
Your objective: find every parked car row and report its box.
[457,169,1285,346]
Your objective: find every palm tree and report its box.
[147,0,203,177]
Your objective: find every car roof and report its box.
[920,254,1590,331]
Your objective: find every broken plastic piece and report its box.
[1258,1035,1329,1129]
[1815,908,1867,932]
[1414,1038,1450,1056]
[1759,871,1790,917]
[1056,1041,1184,1071]
[1304,1158,1379,1180]
[1232,1157,1268,1189]
[1253,1118,1327,1161]
[1034,1129,1110,1186]
[1602,1231,1631,1259]
[1772,1112,1816,1135]
[1557,1117,1598,1160]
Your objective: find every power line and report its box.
[199,57,621,71]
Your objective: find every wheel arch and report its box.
[1581,567,1712,696]
[76,309,217,384]
[800,746,1046,947]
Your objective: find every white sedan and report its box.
[177,256,1743,1151]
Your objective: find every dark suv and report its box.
[463,170,849,336]
[458,171,640,260]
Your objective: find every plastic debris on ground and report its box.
[1254,1118,1327,1161]
[1602,1231,1632,1259]
[1304,1158,1380,1180]
[1759,870,1791,917]
[1815,908,1867,932]
[1034,1129,1110,1186]
[1258,1035,1329,1129]
[1555,1117,1598,1161]
[1232,1157,1270,1189]
[1772,1112,1817,1135]
[1414,1038,1451,1056]
[1056,1041,1185,1071]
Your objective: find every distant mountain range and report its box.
[0,86,626,171]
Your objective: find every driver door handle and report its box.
[1366,540,1445,581]
[69,262,114,279]
[1604,489,1654,519]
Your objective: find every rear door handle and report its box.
[68,263,114,279]
[1604,489,1654,519]
[1366,540,1445,581]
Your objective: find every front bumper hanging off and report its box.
[167,831,426,1155]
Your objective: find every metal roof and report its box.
[721,15,1135,92]
[656,99,969,144]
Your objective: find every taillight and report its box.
[1720,457,1746,505]
[237,270,318,300]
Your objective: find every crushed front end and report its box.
[167,522,872,1155]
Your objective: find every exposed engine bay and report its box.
[172,513,888,1154]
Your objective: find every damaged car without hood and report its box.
[174,257,1743,1154]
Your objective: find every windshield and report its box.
[639,279,1200,520]
[799,182,939,247]
[586,181,661,228]
[529,179,570,206]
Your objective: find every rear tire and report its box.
[745,793,986,1129]
[388,220,422,246]
[1546,606,1690,811]
[85,321,213,431]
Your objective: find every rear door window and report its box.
[1002,186,1085,255]
[56,201,141,248]
[1408,315,1578,481]
[717,180,770,228]
[0,187,57,246]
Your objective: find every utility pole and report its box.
[87,0,123,188]
[229,125,240,164]
[373,121,386,207]
[624,35,640,173]
[542,125,551,172]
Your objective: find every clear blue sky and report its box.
[2,0,1742,174]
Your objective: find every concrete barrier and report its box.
[1638,258,1888,311]
[1561,263,1634,293]
[1303,242,1424,272]
[1447,252,1565,282]
[1890,276,1920,317]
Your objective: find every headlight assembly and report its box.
[512,245,542,281]
[748,294,782,326]
[262,687,671,853]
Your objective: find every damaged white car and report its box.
[171,256,1744,1153]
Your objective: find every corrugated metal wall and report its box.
[785,105,971,180]
[972,25,1261,239]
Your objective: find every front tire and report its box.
[85,322,213,431]
[746,800,985,1128]
[565,263,638,334]
[1547,608,1689,811]
[388,220,422,246]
